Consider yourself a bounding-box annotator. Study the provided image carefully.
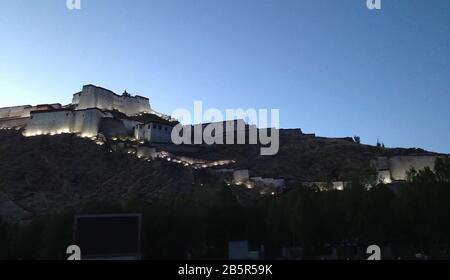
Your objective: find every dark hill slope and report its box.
[191,132,438,181]
[0,131,194,218]
[0,130,440,221]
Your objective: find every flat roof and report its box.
[0,105,32,110]
[77,84,150,100]
[30,107,104,114]
[109,110,178,126]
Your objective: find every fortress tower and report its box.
[72,85,151,116]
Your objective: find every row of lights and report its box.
[113,144,278,197]
[160,154,235,169]
[23,128,71,137]
[15,126,233,171]
[19,129,233,170]
[22,129,106,146]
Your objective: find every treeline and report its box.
[1,157,450,259]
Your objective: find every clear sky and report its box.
[0,0,449,153]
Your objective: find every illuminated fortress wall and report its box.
[372,155,438,182]
[389,156,437,181]
[72,85,151,116]
[24,109,108,138]
[71,109,109,137]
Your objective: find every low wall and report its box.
[0,117,28,129]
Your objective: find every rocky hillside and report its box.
[0,129,439,223]
[0,130,195,222]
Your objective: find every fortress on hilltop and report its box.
[0,84,443,190]
[0,84,176,143]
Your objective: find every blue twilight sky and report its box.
[0,0,449,152]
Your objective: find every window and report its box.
[153,124,157,129]
[158,125,162,130]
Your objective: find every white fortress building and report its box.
[0,84,260,145]
[72,85,151,116]
[0,84,177,143]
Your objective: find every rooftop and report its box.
[108,110,178,126]
[75,84,150,100]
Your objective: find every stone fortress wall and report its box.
[389,156,438,181]
[72,85,151,116]
[135,122,173,143]
[0,104,62,119]
[0,105,35,119]
[372,155,439,183]
[24,108,110,138]
[0,117,28,129]
[0,104,63,129]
